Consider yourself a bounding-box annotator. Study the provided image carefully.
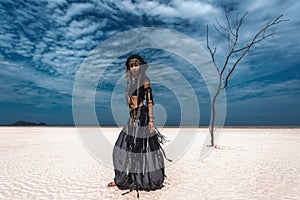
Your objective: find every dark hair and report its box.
[125,55,149,105]
[125,54,148,80]
[126,54,146,69]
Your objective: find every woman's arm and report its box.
[144,80,155,133]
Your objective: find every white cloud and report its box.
[0,0,299,124]
[227,79,300,103]
[0,33,14,48]
[173,0,218,17]
[0,60,73,107]
[66,20,102,40]
[61,2,95,24]
[120,0,219,22]
[46,0,67,10]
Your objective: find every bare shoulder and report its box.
[144,76,151,88]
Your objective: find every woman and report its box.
[108,55,170,196]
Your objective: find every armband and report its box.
[145,87,154,105]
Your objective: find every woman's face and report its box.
[129,59,141,76]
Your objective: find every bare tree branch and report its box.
[205,10,287,146]
[225,7,232,46]
[214,20,231,42]
[206,25,220,75]
[215,18,228,33]
[232,16,287,53]
[220,13,242,76]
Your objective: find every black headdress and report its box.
[125,54,148,79]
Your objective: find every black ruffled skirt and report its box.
[113,105,169,192]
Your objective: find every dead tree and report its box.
[206,9,288,147]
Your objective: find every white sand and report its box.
[0,127,299,200]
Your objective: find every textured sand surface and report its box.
[0,127,299,199]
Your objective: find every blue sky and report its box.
[0,0,299,126]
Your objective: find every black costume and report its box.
[112,68,170,195]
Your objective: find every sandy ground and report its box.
[0,127,299,200]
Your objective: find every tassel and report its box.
[122,189,133,195]
[154,127,170,144]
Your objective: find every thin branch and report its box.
[233,15,287,53]
[220,14,243,76]
[214,18,236,45]
[214,23,228,41]
[222,46,249,89]
[206,25,220,75]
[223,16,286,88]
[222,13,286,89]
[225,7,231,46]
[215,18,228,33]
[233,32,276,53]
[235,12,239,30]
[240,11,248,24]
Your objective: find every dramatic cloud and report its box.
[0,0,299,125]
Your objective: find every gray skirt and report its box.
[113,105,169,192]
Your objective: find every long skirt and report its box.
[113,105,168,192]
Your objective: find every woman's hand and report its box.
[148,121,155,133]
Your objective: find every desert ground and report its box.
[0,127,299,200]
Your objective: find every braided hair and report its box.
[125,55,148,106]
